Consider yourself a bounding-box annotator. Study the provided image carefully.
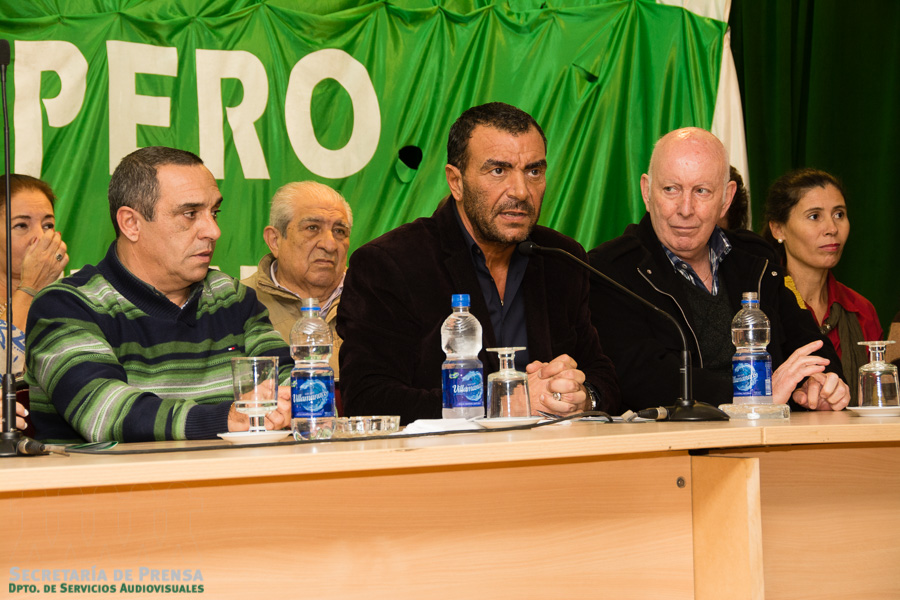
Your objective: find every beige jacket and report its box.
[241,254,342,378]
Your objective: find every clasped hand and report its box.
[526,354,587,416]
[772,340,850,410]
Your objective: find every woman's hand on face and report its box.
[20,229,68,292]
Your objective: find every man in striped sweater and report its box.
[25,147,292,443]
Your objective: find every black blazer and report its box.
[338,199,621,423]
[588,213,841,411]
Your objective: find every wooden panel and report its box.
[2,453,695,600]
[0,420,768,493]
[720,444,900,600]
[691,456,764,600]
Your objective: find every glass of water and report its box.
[858,341,900,408]
[486,347,531,418]
[231,357,279,433]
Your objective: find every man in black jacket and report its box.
[588,128,849,412]
[338,103,620,424]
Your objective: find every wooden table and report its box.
[2,412,898,599]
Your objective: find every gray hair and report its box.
[269,181,353,236]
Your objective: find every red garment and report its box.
[807,273,882,358]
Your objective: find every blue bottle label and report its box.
[732,353,772,398]
[442,367,484,408]
[291,372,335,418]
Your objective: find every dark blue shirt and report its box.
[452,201,530,371]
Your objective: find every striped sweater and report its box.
[25,243,292,443]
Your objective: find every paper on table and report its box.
[399,419,482,435]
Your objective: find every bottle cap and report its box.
[741,292,759,303]
[451,294,470,308]
[300,297,321,312]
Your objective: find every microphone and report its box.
[518,240,728,421]
[0,40,9,67]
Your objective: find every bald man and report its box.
[588,128,849,412]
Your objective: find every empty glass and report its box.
[486,347,531,418]
[858,341,899,408]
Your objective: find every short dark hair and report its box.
[1,173,56,212]
[447,102,547,172]
[762,168,845,263]
[108,146,204,237]
[723,165,749,230]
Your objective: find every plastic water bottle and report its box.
[731,292,773,404]
[290,298,336,439]
[441,294,485,419]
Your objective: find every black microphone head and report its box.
[0,40,9,67]
[517,240,538,256]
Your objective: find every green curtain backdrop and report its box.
[0,0,726,277]
[729,0,900,331]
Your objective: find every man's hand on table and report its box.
[526,354,588,416]
[227,385,292,431]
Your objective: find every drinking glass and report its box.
[858,341,900,408]
[231,357,279,433]
[486,347,531,418]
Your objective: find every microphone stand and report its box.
[518,241,728,421]
[0,40,60,456]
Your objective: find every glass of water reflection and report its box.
[231,357,279,433]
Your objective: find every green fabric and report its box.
[729,0,900,334]
[0,0,725,277]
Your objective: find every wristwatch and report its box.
[584,383,600,412]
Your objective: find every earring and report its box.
[777,238,784,244]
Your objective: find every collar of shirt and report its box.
[269,260,344,315]
[661,226,732,296]
[112,243,204,311]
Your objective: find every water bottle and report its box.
[441,294,485,419]
[290,298,336,439]
[731,292,773,404]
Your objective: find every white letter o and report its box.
[285,49,381,179]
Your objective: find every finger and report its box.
[265,403,290,429]
[805,376,822,410]
[540,358,581,380]
[539,392,580,415]
[547,375,586,395]
[550,354,577,369]
[549,368,586,385]
[787,340,825,361]
[525,360,545,375]
[819,372,839,398]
